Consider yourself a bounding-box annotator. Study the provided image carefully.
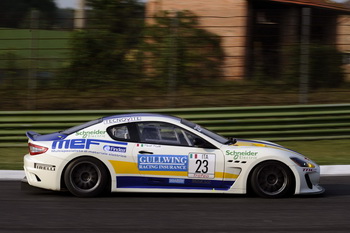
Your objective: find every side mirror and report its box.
[193,138,205,147]
[193,138,216,149]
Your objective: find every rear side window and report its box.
[107,123,138,142]
[110,125,130,140]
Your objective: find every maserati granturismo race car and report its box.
[23,113,324,198]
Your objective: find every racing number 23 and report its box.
[189,153,215,179]
[195,159,208,173]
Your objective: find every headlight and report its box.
[290,157,315,168]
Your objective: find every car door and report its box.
[131,121,226,190]
[105,122,142,181]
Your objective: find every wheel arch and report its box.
[246,159,297,196]
[60,155,112,193]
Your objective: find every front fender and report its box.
[225,149,300,194]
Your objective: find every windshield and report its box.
[180,118,232,144]
[61,118,102,135]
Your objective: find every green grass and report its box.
[0,147,28,170]
[278,139,350,165]
[0,28,71,69]
[1,139,349,170]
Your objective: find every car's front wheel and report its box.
[250,161,295,198]
[64,157,109,197]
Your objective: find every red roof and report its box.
[268,0,350,12]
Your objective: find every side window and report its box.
[136,122,214,148]
[111,125,130,139]
[107,123,138,142]
[138,122,180,145]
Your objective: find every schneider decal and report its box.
[138,155,188,171]
[75,130,106,138]
[226,150,258,160]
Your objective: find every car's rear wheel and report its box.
[64,157,109,197]
[250,161,295,198]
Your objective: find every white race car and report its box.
[23,113,324,198]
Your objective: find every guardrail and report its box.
[1,104,350,147]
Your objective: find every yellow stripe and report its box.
[109,160,239,179]
[109,160,189,176]
[109,160,138,174]
[109,160,188,176]
[224,173,239,179]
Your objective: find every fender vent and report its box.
[305,174,312,189]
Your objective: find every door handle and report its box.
[138,150,154,154]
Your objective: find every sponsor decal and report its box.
[34,163,56,171]
[225,150,258,160]
[188,153,216,179]
[138,154,188,171]
[194,125,202,132]
[137,144,161,148]
[191,180,211,185]
[75,130,106,138]
[103,145,127,153]
[107,154,127,158]
[51,139,127,154]
[303,168,316,172]
[104,116,142,124]
[169,178,185,184]
[52,139,127,150]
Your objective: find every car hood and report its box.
[233,139,282,148]
[230,139,300,155]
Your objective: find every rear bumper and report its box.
[23,154,64,191]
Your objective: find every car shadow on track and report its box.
[320,184,350,197]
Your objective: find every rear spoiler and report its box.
[26,131,67,141]
[26,131,41,141]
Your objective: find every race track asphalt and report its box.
[0,176,349,233]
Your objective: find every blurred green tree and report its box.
[282,44,345,89]
[0,52,26,88]
[0,0,57,28]
[65,0,144,87]
[141,10,225,87]
[308,45,344,89]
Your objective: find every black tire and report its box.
[64,157,109,197]
[250,161,295,198]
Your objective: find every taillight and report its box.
[28,143,48,155]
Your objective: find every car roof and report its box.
[28,113,184,141]
[102,113,181,121]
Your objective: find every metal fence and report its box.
[1,1,350,111]
[1,104,350,147]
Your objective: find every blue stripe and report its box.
[88,139,128,145]
[116,176,235,191]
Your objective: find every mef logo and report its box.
[52,139,127,150]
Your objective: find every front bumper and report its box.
[296,165,325,195]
